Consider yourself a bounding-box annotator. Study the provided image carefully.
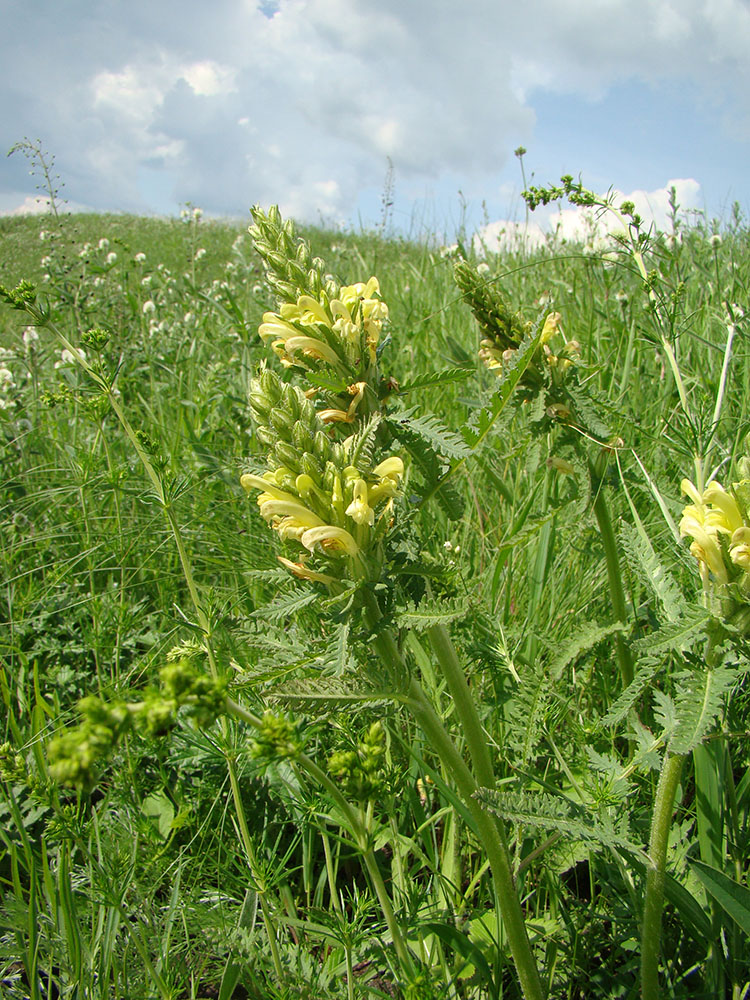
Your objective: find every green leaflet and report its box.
[477,789,640,854]
[396,366,474,394]
[252,588,319,623]
[669,665,739,755]
[268,676,395,707]
[619,521,689,625]
[600,658,661,726]
[396,596,470,632]
[548,620,628,680]
[347,412,381,469]
[631,605,711,656]
[463,325,544,451]
[388,408,472,462]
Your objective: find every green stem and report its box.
[640,752,685,1000]
[426,622,495,787]
[590,462,634,689]
[405,678,546,1000]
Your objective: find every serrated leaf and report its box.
[548,621,628,680]
[269,676,394,706]
[670,666,738,754]
[389,409,471,462]
[619,522,687,624]
[434,481,466,521]
[601,658,661,727]
[252,588,319,623]
[631,605,710,656]
[478,789,640,853]
[397,367,474,394]
[396,596,470,631]
[347,413,381,469]
[652,688,677,734]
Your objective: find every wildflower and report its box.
[54,347,87,368]
[193,207,203,220]
[142,300,156,315]
[106,252,117,265]
[142,276,152,288]
[98,238,110,250]
[134,252,147,264]
[22,327,39,349]
[709,234,722,250]
[195,248,206,261]
[0,366,15,389]
[477,262,490,275]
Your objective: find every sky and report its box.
[3,0,750,242]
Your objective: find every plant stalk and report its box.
[640,752,685,1000]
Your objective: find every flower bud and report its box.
[301,452,324,484]
[274,441,303,472]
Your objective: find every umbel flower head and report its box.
[242,368,403,584]
[679,471,750,594]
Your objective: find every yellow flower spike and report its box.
[346,382,367,419]
[703,482,743,534]
[345,479,375,527]
[295,295,330,325]
[680,479,704,508]
[373,456,404,481]
[240,473,299,505]
[681,519,728,584]
[277,556,336,585]
[318,408,353,423]
[295,474,315,497]
[730,543,750,570]
[283,336,341,366]
[540,312,562,345]
[301,525,360,557]
[258,498,324,526]
[259,314,297,343]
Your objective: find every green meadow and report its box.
[1,190,749,1000]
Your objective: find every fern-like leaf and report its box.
[389,409,471,462]
[463,325,544,451]
[600,657,661,726]
[619,522,688,624]
[548,621,628,680]
[670,666,739,754]
[478,789,640,853]
[397,367,474,394]
[252,588,319,623]
[269,676,395,707]
[396,596,470,632]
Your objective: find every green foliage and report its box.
[2,191,750,1000]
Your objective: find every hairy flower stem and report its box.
[590,461,635,689]
[640,752,685,1000]
[363,596,545,1000]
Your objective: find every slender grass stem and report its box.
[640,752,685,1000]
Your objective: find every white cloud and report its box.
[181,61,236,97]
[1,0,748,222]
